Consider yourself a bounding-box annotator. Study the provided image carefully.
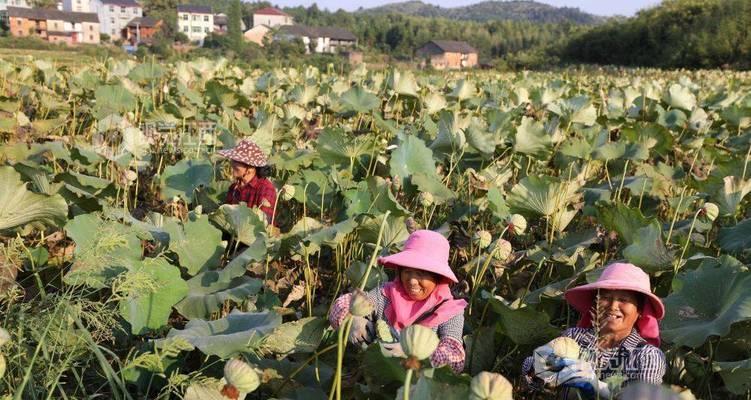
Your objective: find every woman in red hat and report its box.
[522,262,667,398]
[217,138,277,223]
[328,230,468,373]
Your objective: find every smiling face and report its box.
[399,268,439,301]
[230,160,255,183]
[595,289,641,340]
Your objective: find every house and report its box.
[93,0,142,38]
[0,0,30,12]
[124,15,160,44]
[7,6,99,44]
[275,25,356,54]
[62,0,93,12]
[176,4,212,44]
[243,24,270,46]
[252,6,291,28]
[416,40,478,70]
[212,13,246,35]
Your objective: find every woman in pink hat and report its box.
[217,138,277,223]
[328,230,468,373]
[522,262,667,398]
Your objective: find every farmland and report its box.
[1,56,751,399]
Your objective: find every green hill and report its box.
[360,0,603,24]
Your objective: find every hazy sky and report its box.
[266,0,662,16]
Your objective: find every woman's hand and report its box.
[380,342,406,358]
[557,360,611,398]
[348,316,374,345]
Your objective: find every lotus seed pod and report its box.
[469,371,513,400]
[506,214,527,235]
[702,202,719,221]
[492,239,512,261]
[473,230,492,249]
[349,289,374,317]
[184,384,226,400]
[418,192,434,207]
[0,328,9,347]
[224,359,260,394]
[281,184,296,201]
[376,319,394,343]
[400,324,439,361]
[125,170,137,183]
[548,337,581,359]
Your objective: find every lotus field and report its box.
[2,56,751,399]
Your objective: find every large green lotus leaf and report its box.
[0,167,67,232]
[423,92,447,115]
[390,134,435,180]
[247,113,276,156]
[507,175,579,217]
[211,203,266,245]
[486,187,510,220]
[388,69,419,97]
[488,297,559,345]
[358,214,410,249]
[663,84,696,111]
[721,106,751,129]
[127,61,165,83]
[260,317,326,356]
[346,260,388,290]
[339,85,379,113]
[449,79,476,101]
[344,177,408,217]
[288,84,318,105]
[592,141,649,161]
[120,257,188,335]
[718,218,751,253]
[597,203,651,244]
[713,176,751,216]
[175,239,267,319]
[714,358,751,395]
[464,123,497,155]
[513,116,552,158]
[411,173,456,206]
[165,309,281,358]
[548,96,597,126]
[431,111,467,156]
[122,127,150,159]
[398,370,470,400]
[162,213,224,276]
[94,85,137,118]
[465,325,496,375]
[317,128,375,167]
[662,257,751,348]
[160,159,213,204]
[622,222,673,272]
[63,213,142,287]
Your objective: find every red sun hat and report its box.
[377,230,458,283]
[217,139,268,167]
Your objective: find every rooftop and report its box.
[7,6,99,23]
[277,25,356,41]
[176,4,211,14]
[253,7,289,17]
[126,16,160,27]
[423,40,478,54]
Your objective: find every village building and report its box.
[93,0,142,38]
[276,25,356,54]
[416,40,479,70]
[62,0,93,13]
[252,6,292,28]
[176,4,212,44]
[0,0,30,12]
[243,24,270,46]
[212,13,246,35]
[7,6,99,44]
[123,15,160,44]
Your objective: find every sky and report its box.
[266,0,662,17]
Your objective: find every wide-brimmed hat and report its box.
[565,262,665,320]
[217,139,268,167]
[377,230,458,283]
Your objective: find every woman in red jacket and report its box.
[217,139,277,223]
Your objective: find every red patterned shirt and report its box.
[225,176,277,223]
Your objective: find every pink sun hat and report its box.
[565,262,665,346]
[377,230,458,283]
[217,138,268,167]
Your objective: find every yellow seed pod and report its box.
[469,371,513,400]
[224,359,260,394]
[507,214,527,235]
[549,337,581,359]
[400,324,439,361]
[349,289,374,317]
[702,202,719,221]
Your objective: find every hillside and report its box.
[360,0,603,24]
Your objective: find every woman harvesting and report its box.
[217,139,277,223]
[328,230,468,373]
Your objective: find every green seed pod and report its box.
[473,230,492,249]
[184,384,225,400]
[224,359,260,394]
[281,184,296,201]
[702,202,719,221]
[469,371,513,400]
[400,324,439,361]
[376,320,394,343]
[0,328,9,347]
[548,337,581,359]
[506,214,527,235]
[418,192,434,207]
[492,239,512,261]
[349,289,374,317]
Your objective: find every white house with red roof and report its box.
[252,6,292,28]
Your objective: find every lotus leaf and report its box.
[487,297,559,345]
[166,309,281,358]
[260,317,326,356]
[94,85,137,118]
[388,70,419,97]
[211,203,266,245]
[664,84,696,110]
[713,176,751,216]
[622,222,673,272]
[597,203,651,244]
[160,159,213,204]
[389,133,435,180]
[514,116,552,158]
[119,257,188,335]
[547,95,597,126]
[0,167,67,232]
[714,358,751,395]
[507,175,579,218]
[162,213,224,275]
[344,177,409,217]
[662,257,751,348]
[339,85,380,113]
[718,218,751,253]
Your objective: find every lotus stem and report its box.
[402,368,414,400]
[329,315,353,400]
[666,186,688,244]
[674,209,703,274]
[615,159,629,203]
[358,210,391,291]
